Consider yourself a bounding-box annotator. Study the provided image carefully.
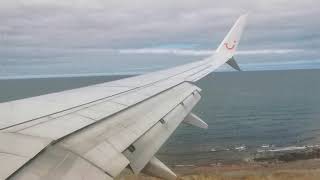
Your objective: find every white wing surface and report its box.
[0,14,248,180]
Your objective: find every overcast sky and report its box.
[0,0,319,78]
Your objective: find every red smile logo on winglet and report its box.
[224,40,237,50]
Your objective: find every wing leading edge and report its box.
[0,14,248,180]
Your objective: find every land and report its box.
[118,148,320,180]
[119,159,320,180]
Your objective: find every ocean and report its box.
[1,69,320,166]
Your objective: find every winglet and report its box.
[216,14,248,58]
[214,14,248,71]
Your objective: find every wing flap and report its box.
[123,91,201,173]
[82,141,130,177]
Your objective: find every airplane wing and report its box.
[0,14,247,180]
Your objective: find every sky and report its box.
[0,0,320,78]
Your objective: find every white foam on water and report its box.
[261,144,270,148]
[257,149,266,153]
[268,146,307,152]
[235,145,247,151]
[210,148,217,152]
[210,163,222,166]
[175,164,195,167]
[306,144,320,148]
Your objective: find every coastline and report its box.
[119,159,320,180]
[118,147,320,179]
[174,159,320,180]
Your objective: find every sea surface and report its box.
[1,70,320,166]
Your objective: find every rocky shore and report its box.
[253,146,320,163]
[118,147,320,180]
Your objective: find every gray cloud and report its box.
[0,0,320,77]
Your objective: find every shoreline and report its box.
[119,159,320,180]
[119,147,320,179]
[173,159,320,180]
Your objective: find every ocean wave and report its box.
[235,145,247,151]
[210,148,217,152]
[261,144,271,148]
[209,147,231,152]
[306,145,320,148]
[209,145,268,152]
[175,164,195,167]
[255,144,320,153]
[268,146,307,152]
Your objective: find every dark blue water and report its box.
[1,70,320,165]
[159,70,320,165]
